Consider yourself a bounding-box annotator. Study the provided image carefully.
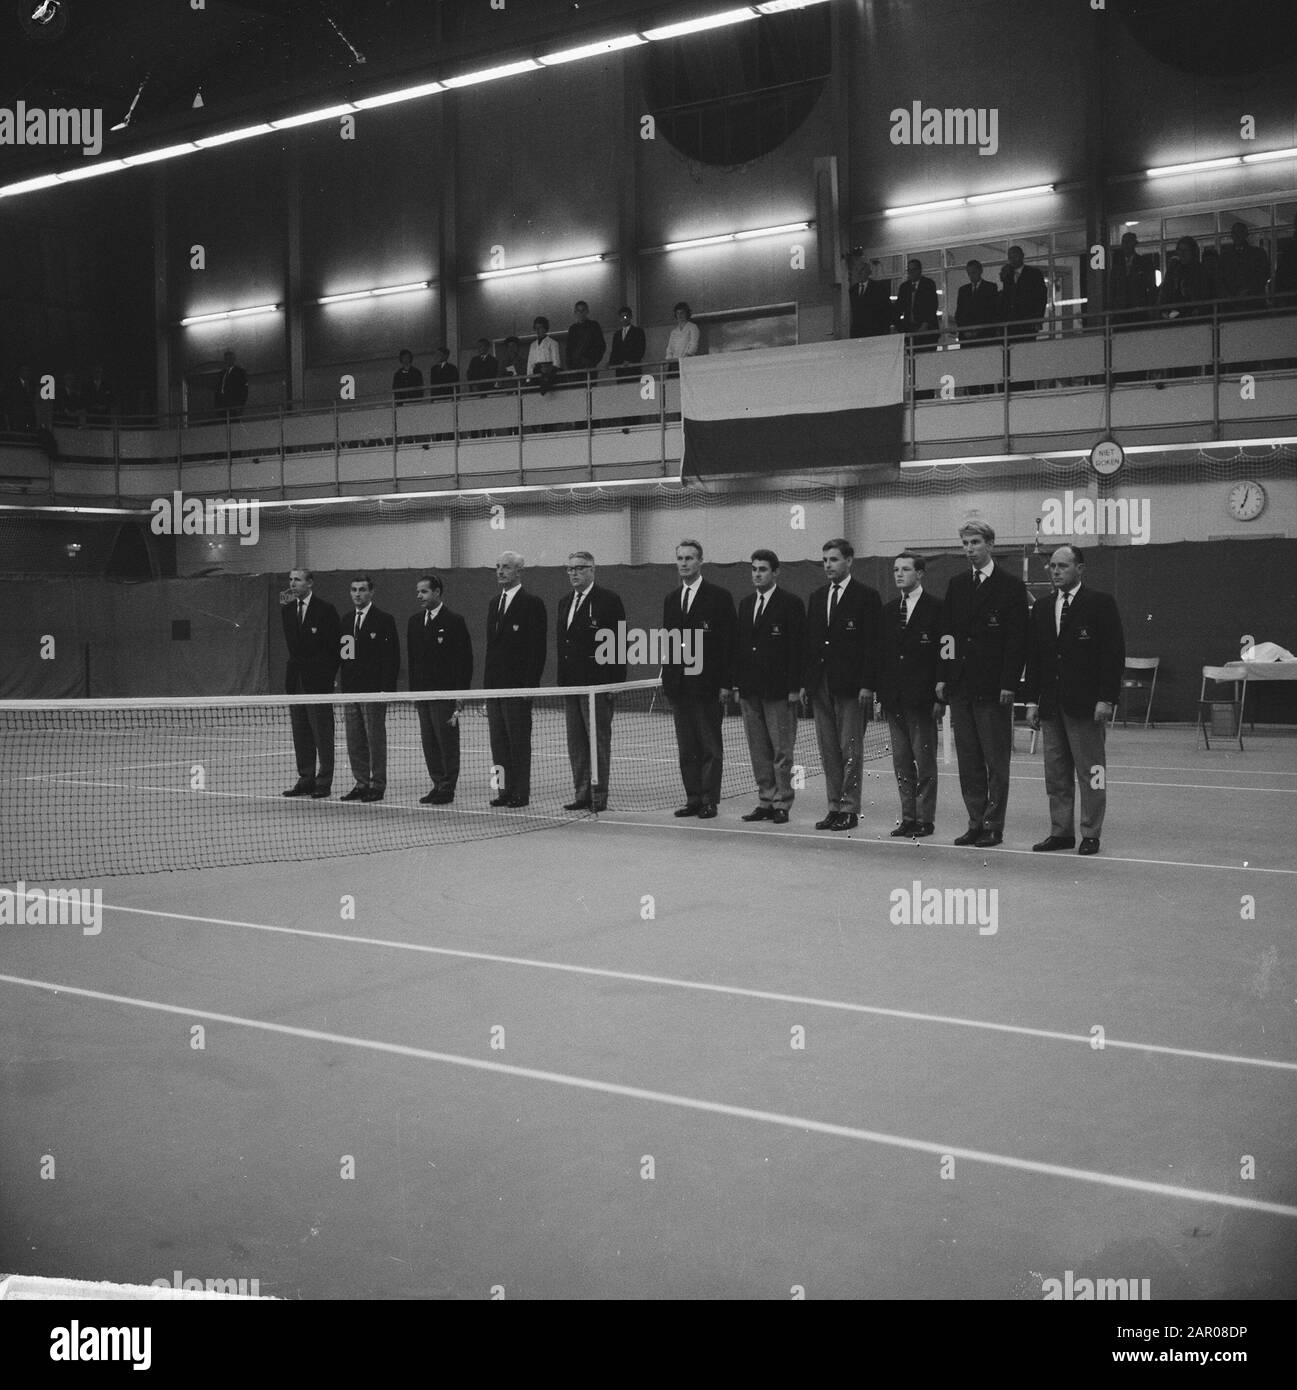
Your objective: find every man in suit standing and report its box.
[607,306,647,379]
[954,259,1001,394]
[879,552,944,838]
[427,347,459,397]
[465,339,499,392]
[936,522,1029,847]
[280,567,341,799]
[801,538,883,832]
[847,255,894,338]
[339,576,400,803]
[484,551,547,808]
[557,550,626,812]
[998,245,1048,342]
[1108,232,1158,325]
[392,348,424,401]
[566,301,606,378]
[214,350,248,417]
[894,258,939,348]
[1024,546,1125,856]
[662,539,736,820]
[733,549,805,825]
[407,574,473,806]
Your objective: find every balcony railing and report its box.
[3,299,1295,504]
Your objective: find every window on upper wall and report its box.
[643,7,831,167]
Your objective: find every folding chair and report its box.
[1112,657,1159,728]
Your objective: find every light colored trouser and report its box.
[811,687,863,813]
[740,695,797,809]
[344,702,388,791]
[886,706,938,825]
[1041,709,1108,840]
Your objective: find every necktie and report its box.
[495,595,507,634]
[354,610,363,637]
[900,596,910,629]
[1059,590,1071,633]
[568,592,583,629]
[754,594,766,626]
[296,600,305,630]
[828,583,840,623]
[424,609,431,627]
[682,586,692,617]
[973,570,983,588]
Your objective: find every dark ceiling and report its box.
[0,0,698,175]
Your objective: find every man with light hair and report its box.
[936,520,1029,846]
[484,551,547,808]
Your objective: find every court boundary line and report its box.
[96,903,1297,1074]
[3,972,1293,1219]
[587,816,1297,876]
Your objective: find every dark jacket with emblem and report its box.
[282,593,341,694]
[339,605,400,693]
[938,564,1029,700]
[557,584,626,686]
[803,577,883,697]
[734,586,805,700]
[661,578,735,700]
[407,604,473,692]
[1023,585,1125,719]
[484,588,547,689]
[879,588,943,712]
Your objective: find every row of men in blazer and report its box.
[659,528,1124,855]
[278,558,629,809]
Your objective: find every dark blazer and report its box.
[849,278,894,338]
[428,362,460,395]
[734,586,806,700]
[803,577,883,697]
[407,605,473,693]
[392,365,424,400]
[1023,585,1126,720]
[282,593,341,694]
[557,584,626,686]
[484,588,547,689]
[894,276,938,333]
[879,589,943,712]
[607,325,647,375]
[465,354,499,390]
[661,578,736,700]
[214,363,248,410]
[938,565,1029,700]
[954,279,1001,341]
[1108,252,1158,319]
[339,605,400,694]
[567,319,606,371]
[999,263,1048,333]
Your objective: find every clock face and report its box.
[1228,481,1267,521]
[1090,439,1124,475]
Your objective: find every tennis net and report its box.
[1,680,891,880]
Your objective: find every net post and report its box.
[588,684,599,816]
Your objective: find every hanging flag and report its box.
[680,336,904,479]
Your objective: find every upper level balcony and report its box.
[2,300,1295,506]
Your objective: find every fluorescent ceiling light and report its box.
[642,9,759,41]
[180,304,281,326]
[353,82,445,109]
[664,233,734,250]
[538,34,646,65]
[123,142,199,166]
[55,159,128,182]
[317,281,431,305]
[443,59,541,88]
[1146,156,1241,177]
[269,103,357,130]
[478,253,607,280]
[733,220,810,239]
[885,185,1054,216]
[658,221,811,252]
[195,123,274,148]
[755,0,831,11]
[1241,146,1297,165]
[0,173,63,197]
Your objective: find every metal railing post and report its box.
[1001,326,1011,452]
[659,365,668,477]
[517,376,525,480]
[278,407,286,500]
[1103,311,1113,436]
[587,373,595,481]
[1211,299,1221,439]
[333,399,340,494]
[392,396,399,490]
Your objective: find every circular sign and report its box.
[1089,438,1125,476]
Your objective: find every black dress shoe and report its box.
[1032,834,1076,852]
[490,795,511,807]
[831,812,859,831]
[340,786,367,802]
[674,804,701,817]
[419,790,438,804]
[741,806,773,822]
[770,809,789,824]
[563,799,593,811]
[431,791,455,805]
[282,781,314,797]
[697,804,717,819]
[912,822,934,837]
[815,812,842,830]
[363,788,384,802]
[590,802,607,813]
[310,787,332,799]
[890,821,916,837]
[507,798,529,808]
[1078,837,1101,856]
[974,830,1003,847]
[953,828,981,845]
